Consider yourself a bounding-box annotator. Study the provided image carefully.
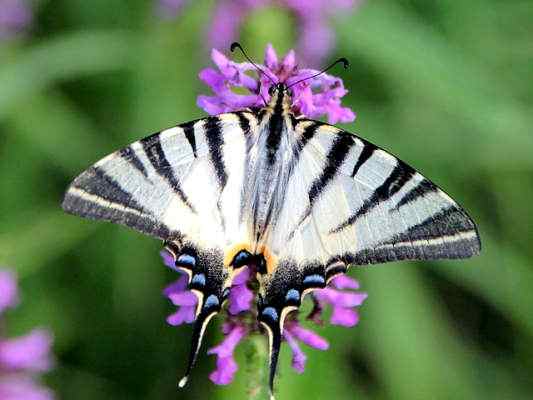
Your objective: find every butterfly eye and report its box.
[268,85,275,96]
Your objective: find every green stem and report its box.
[244,333,268,400]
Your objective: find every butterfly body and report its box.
[62,83,480,396]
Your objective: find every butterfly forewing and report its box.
[269,119,480,269]
[62,113,255,245]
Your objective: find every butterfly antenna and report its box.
[230,42,277,86]
[287,57,350,89]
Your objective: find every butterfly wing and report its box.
[260,117,480,324]
[269,119,480,273]
[63,114,248,243]
[62,111,258,384]
[256,119,481,393]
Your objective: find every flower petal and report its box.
[0,0,33,40]
[0,329,53,372]
[283,329,306,374]
[330,274,359,290]
[209,354,238,385]
[264,43,279,71]
[197,43,355,129]
[228,268,253,315]
[0,377,54,400]
[156,0,188,18]
[162,274,189,297]
[168,291,198,307]
[314,288,367,308]
[166,305,196,326]
[160,250,176,270]
[207,1,248,51]
[286,323,329,351]
[207,324,247,385]
[0,269,18,314]
[330,307,360,327]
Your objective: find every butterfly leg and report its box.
[256,260,327,400]
[165,242,229,388]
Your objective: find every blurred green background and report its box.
[1,0,533,399]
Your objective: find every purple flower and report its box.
[227,267,254,315]
[283,0,361,65]
[198,43,355,124]
[283,322,328,373]
[0,270,18,314]
[0,269,54,400]
[0,0,32,41]
[156,0,360,64]
[162,250,197,326]
[0,330,53,372]
[0,377,54,400]
[207,322,248,385]
[313,275,367,327]
[156,0,188,18]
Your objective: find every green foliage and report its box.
[1,0,532,399]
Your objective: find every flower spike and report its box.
[198,43,356,124]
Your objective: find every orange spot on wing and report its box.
[223,243,279,275]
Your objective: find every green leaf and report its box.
[0,31,134,120]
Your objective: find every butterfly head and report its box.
[267,82,293,113]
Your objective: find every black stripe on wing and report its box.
[381,206,480,257]
[204,117,227,189]
[333,207,480,265]
[140,133,196,213]
[285,121,319,194]
[287,132,354,241]
[72,166,150,216]
[119,146,149,179]
[290,122,319,166]
[181,121,198,158]
[62,166,174,239]
[331,160,416,234]
[63,193,173,239]
[351,145,375,178]
[308,133,354,204]
[392,178,437,211]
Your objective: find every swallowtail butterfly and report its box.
[62,74,480,395]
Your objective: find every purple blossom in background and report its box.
[198,43,355,124]
[156,0,187,19]
[0,269,54,400]
[157,0,360,65]
[162,251,367,385]
[0,270,18,313]
[0,0,32,41]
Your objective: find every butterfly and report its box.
[62,80,480,396]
